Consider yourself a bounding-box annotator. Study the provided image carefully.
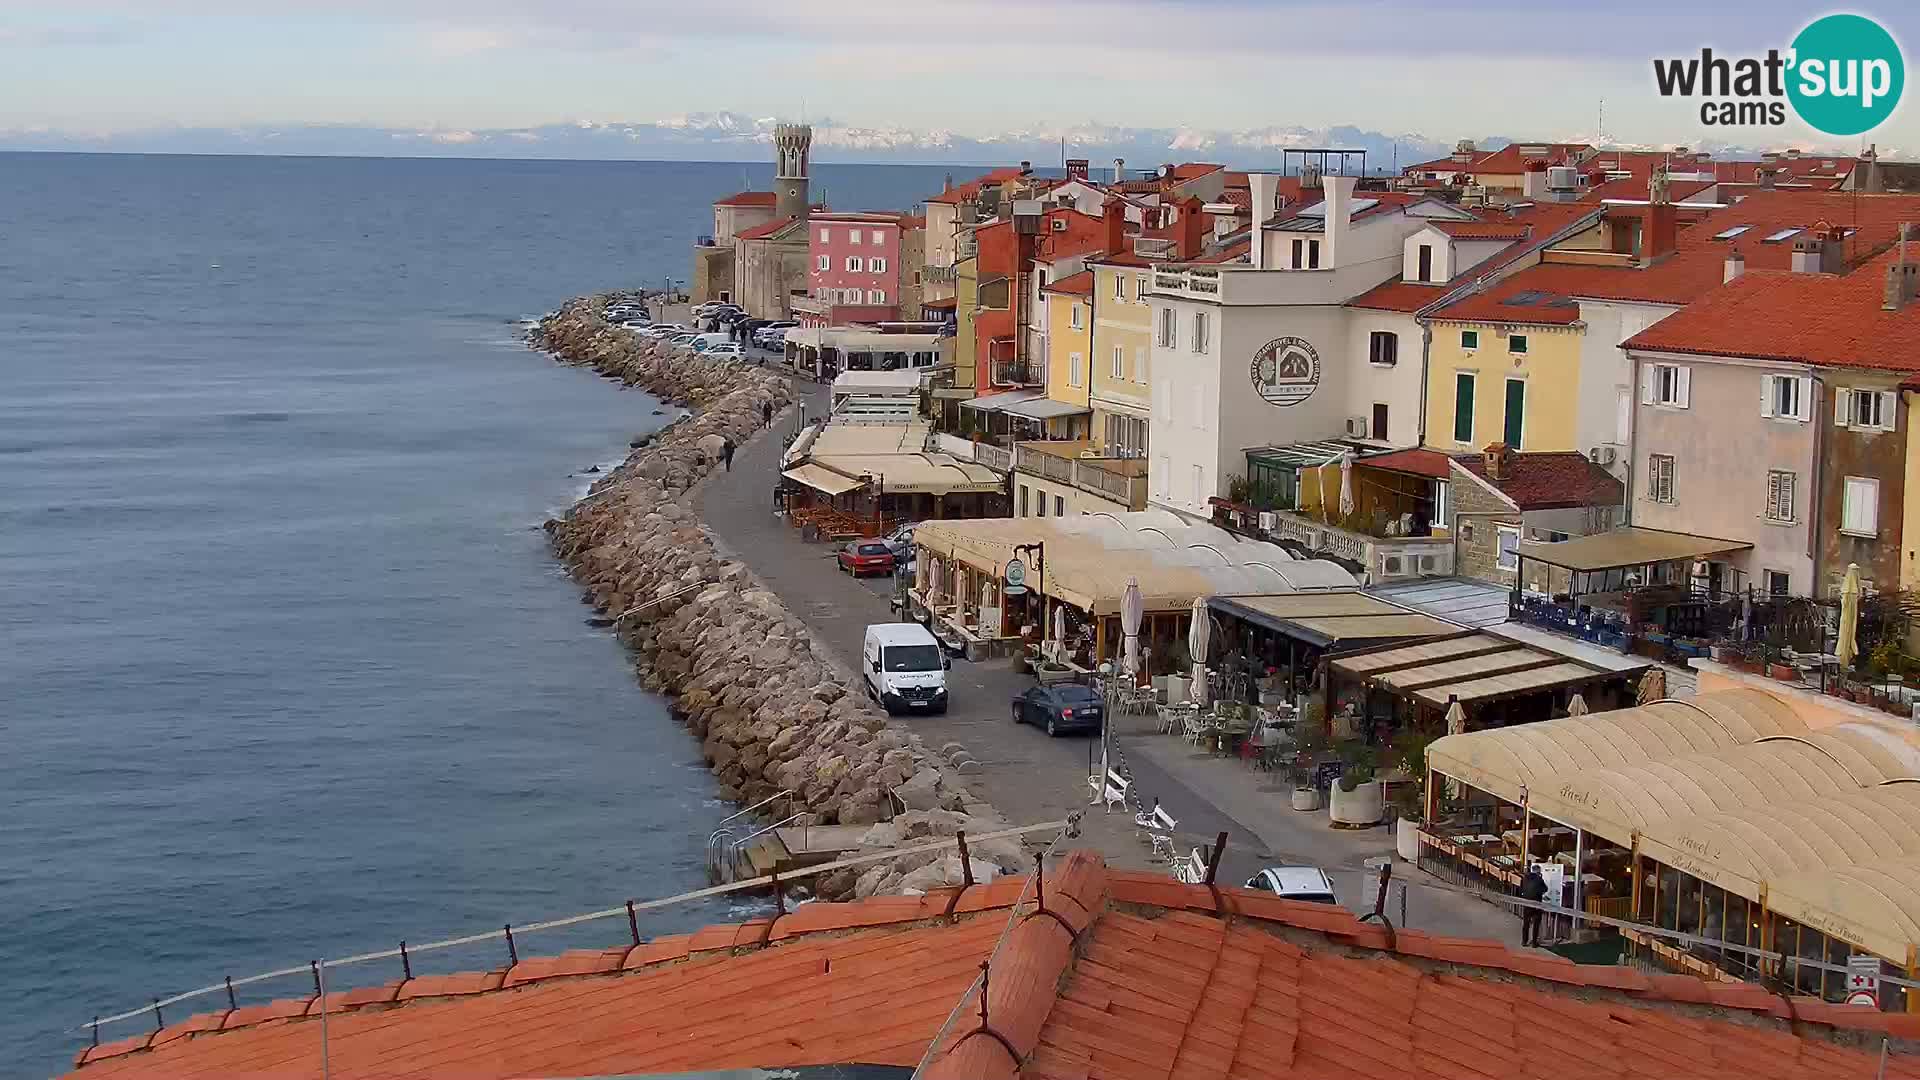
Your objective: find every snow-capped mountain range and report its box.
[1,112,1880,165]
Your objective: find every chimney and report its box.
[1792,233,1823,273]
[1724,248,1745,283]
[1247,172,1276,270]
[1113,158,1125,183]
[1323,174,1358,269]
[1863,144,1883,194]
[1483,442,1513,482]
[1758,167,1777,190]
[1066,158,1089,181]
[1177,196,1206,260]
[1522,161,1548,200]
[1887,223,1915,310]
[1103,197,1127,256]
[1641,168,1677,262]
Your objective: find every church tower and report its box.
[774,123,812,220]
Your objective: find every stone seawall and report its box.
[534,295,1019,899]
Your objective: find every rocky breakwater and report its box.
[533,296,1021,900]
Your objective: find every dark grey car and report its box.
[1011,683,1104,737]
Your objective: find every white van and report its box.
[690,332,733,352]
[862,623,949,715]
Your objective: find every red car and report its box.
[837,539,897,577]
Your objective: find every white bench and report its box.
[1134,800,1180,864]
[1173,847,1208,884]
[1088,768,1129,813]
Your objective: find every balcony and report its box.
[991,359,1041,387]
[923,264,957,285]
[1209,501,1452,583]
[972,442,1013,474]
[1014,441,1149,511]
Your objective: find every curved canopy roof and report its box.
[1767,855,1920,965]
[1426,689,1807,807]
[1524,723,1920,846]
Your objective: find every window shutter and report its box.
[1880,391,1898,430]
[1760,377,1775,418]
[1799,377,1817,422]
[1640,365,1656,405]
[1836,387,1851,427]
[1675,366,1691,408]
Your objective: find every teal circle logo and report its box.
[1788,14,1904,136]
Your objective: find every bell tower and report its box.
[774,123,812,220]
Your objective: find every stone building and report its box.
[728,124,817,320]
[1447,443,1623,590]
[692,191,778,305]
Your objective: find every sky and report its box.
[3,1,1917,153]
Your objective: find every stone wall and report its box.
[1451,475,1517,588]
[532,296,1016,899]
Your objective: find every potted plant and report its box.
[1287,723,1328,813]
[1329,745,1384,829]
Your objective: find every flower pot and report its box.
[1825,683,1845,697]
[1396,816,1421,862]
[1768,663,1797,681]
[1709,645,1733,663]
[1328,780,1385,828]
[1290,786,1323,812]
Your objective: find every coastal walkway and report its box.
[694,377,1522,943]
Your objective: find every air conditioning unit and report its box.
[1258,511,1277,531]
[1545,165,1579,190]
[1078,449,1100,459]
[1050,218,1068,232]
[1345,416,1370,438]
[1587,445,1617,466]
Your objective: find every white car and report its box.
[667,332,700,346]
[641,324,687,339]
[1244,866,1338,905]
[617,319,652,331]
[704,343,744,359]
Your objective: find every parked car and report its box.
[837,539,896,577]
[690,332,732,352]
[861,623,949,714]
[1010,683,1105,737]
[882,521,920,562]
[704,342,744,359]
[1244,867,1338,904]
[617,319,652,331]
[667,332,700,347]
[640,324,687,339]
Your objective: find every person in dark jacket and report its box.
[721,437,735,471]
[762,401,773,426]
[1519,866,1549,947]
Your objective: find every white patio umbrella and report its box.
[1566,693,1590,717]
[1836,562,1863,670]
[1338,452,1356,519]
[1443,698,1467,801]
[1121,577,1144,681]
[1188,595,1212,710]
[1052,604,1066,645]
[925,558,940,601]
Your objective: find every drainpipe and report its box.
[1623,352,1639,527]
[1807,372,1826,585]
[1415,320,1434,447]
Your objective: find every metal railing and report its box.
[79,818,1071,1045]
[705,790,796,882]
[971,443,1012,474]
[989,359,1038,387]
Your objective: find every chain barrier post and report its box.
[151,999,162,1031]
[626,901,640,947]
[399,941,411,982]
[225,976,237,1011]
[504,925,518,967]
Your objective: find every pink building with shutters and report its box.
[807,213,912,319]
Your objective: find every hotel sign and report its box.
[1250,336,1321,408]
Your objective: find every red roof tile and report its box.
[1358,447,1452,479]
[1430,274,1585,326]
[714,190,776,207]
[1043,270,1095,296]
[1432,220,1533,240]
[733,215,800,241]
[1347,278,1449,313]
[1622,251,1920,372]
[1454,450,1626,511]
[925,167,1028,205]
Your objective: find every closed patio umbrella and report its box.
[1836,562,1862,670]
[1566,693,1590,717]
[1052,604,1066,646]
[1188,596,1212,710]
[1121,577,1144,680]
[1635,667,1667,705]
[1443,698,1467,801]
[1338,452,1356,520]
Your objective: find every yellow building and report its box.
[1088,254,1154,458]
[1423,284,1586,454]
[1039,270,1095,439]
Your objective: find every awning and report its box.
[1517,527,1752,573]
[1334,630,1638,711]
[922,296,958,310]
[1002,398,1092,421]
[1244,441,1352,468]
[1210,593,1460,648]
[782,463,866,497]
[960,389,1045,413]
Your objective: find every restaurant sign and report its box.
[1003,557,1028,596]
[1250,336,1321,408]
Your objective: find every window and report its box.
[1070,304,1084,330]
[868,289,886,304]
[1153,454,1169,497]
[1114,273,1125,300]
[819,228,830,242]
[1761,374,1811,420]
[870,257,887,273]
[1433,481,1451,530]
[1112,344,1125,378]
[1648,453,1676,504]
[1842,476,1880,536]
[1069,352,1084,388]
[1764,570,1791,597]
[1417,244,1433,282]
[1191,384,1206,428]
[1289,238,1303,268]
[1461,329,1479,350]
[1158,307,1176,348]
[1765,470,1796,523]
[1192,465,1205,505]
[1452,372,1475,444]
[1308,239,1321,269]
[1136,275,1148,301]
[845,256,863,272]
[1054,495,1065,517]
[1838,388,1896,431]
[816,255,829,270]
[1643,362,1690,407]
[1509,334,1529,355]
[1019,485,1029,517]
[849,230,861,244]
[1191,311,1209,353]
[1712,225,1752,240]
[1504,378,1526,448]
[871,229,884,245]
[1372,403,1389,441]
[1036,491,1047,517]
[1368,331,1398,366]
[1496,525,1522,572]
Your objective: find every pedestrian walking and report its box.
[1519,865,1548,947]
[761,401,773,426]
[722,437,735,472]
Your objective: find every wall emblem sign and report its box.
[1250,336,1321,408]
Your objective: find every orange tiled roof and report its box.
[63,852,1920,1080]
[715,190,777,207]
[1623,251,1920,372]
[734,216,800,241]
[1359,447,1453,479]
[1430,274,1586,326]
[1042,270,1094,296]
[1347,278,1449,313]
[1454,450,1626,511]
[1432,220,1534,240]
[925,167,1028,205]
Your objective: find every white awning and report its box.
[960,389,1044,413]
[782,464,866,497]
[1002,398,1093,421]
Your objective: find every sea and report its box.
[0,151,951,1072]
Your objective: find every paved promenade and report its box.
[692,365,1520,942]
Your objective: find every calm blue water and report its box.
[0,152,949,1072]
